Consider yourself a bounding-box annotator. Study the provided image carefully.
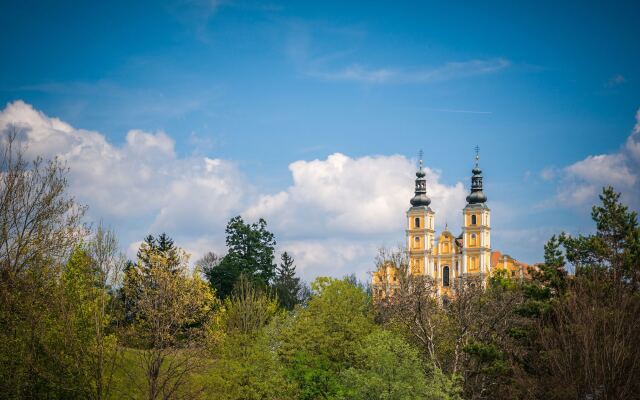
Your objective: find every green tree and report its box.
[122,233,182,324]
[124,244,215,400]
[137,233,181,273]
[206,216,277,299]
[340,329,430,400]
[0,128,86,399]
[279,277,374,399]
[207,275,296,399]
[533,187,640,399]
[273,252,302,311]
[562,186,640,287]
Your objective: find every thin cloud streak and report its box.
[427,108,493,114]
[308,58,511,84]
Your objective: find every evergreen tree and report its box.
[136,233,180,273]
[273,252,302,311]
[122,233,182,325]
[206,216,277,299]
[561,186,640,288]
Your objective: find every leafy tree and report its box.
[273,252,302,310]
[206,216,277,299]
[0,128,86,399]
[124,245,215,400]
[207,275,296,399]
[341,329,432,400]
[278,277,375,399]
[197,251,221,278]
[533,187,640,399]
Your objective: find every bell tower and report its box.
[462,147,491,278]
[406,153,435,277]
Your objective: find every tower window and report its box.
[471,233,477,245]
[415,217,420,228]
[443,266,450,287]
[471,214,477,225]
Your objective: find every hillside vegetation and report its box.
[1,133,639,400]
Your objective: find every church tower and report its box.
[462,148,491,279]
[406,156,435,277]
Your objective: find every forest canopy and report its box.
[1,131,639,400]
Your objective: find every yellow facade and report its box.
[372,153,531,300]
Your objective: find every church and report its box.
[373,151,531,299]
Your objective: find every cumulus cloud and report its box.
[552,108,640,208]
[244,153,467,236]
[626,108,640,162]
[0,100,244,259]
[0,100,468,280]
[242,153,467,280]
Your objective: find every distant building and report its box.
[373,150,533,300]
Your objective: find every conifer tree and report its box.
[274,252,302,310]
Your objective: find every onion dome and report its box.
[410,157,431,207]
[466,147,488,205]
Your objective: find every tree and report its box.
[533,187,640,399]
[206,216,277,299]
[50,243,122,400]
[207,275,296,399]
[341,329,440,400]
[278,277,375,399]
[137,233,181,273]
[273,252,302,310]
[122,233,182,324]
[197,251,221,279]
[85,223,125,400]
[0,127,86,399]
[123,244,215,400]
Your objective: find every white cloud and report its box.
[0,100,469,281]
[625,108,640,163]
[565,154,635,187]
[244,153,467,237]
[280,239,377,282]
[553,108,640,208]
[0,100,245,259]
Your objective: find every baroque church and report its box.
[373,151,531,299]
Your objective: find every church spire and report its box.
[466,146,487,205]
[410,150,431,207]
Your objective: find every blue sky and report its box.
[1,0,639,279]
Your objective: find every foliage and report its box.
[532,187,640,399]
[123,245,215,400]
[207,277,295,399]
[340,329,429,400]
[273,252,302,310]
[0,129,87,399]
[2,133,639,400]
[279,277,375,399]
[206,216,277,299]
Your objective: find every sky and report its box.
[1,0,639,281]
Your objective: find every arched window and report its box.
[415,217,420,228]
[471,214,477,225]
[471,233,477,245]
[443,266,450,287]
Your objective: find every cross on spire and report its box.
[474,145,480,167]
[418,149,424,169]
